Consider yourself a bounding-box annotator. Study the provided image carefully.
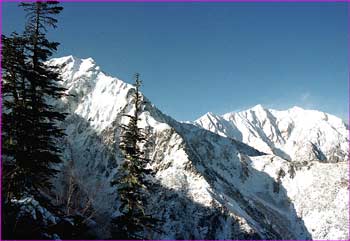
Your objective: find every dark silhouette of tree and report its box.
[2,33,29,200]
[2,0,66,199]
[18,1,67,193]
[110,73,158,239]
[2,2,95,240]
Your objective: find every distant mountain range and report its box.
[194,104,348,163]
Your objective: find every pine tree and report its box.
[2,33,30,200]
[2,2,95,239]
[2,1,66,199]
[111,73,158,239]
[19,1,66,193]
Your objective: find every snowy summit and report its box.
[45,56,349,240]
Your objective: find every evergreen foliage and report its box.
[2,2,98,239]
[110,74,158,239]
[1,2,96,239]
[2,1,66,199]
[2,33,29,200]
[19,1,66,192]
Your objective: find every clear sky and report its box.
[2,2,349,121]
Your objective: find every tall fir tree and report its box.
[111,73,158,239]
[2,33,30,200]
[2,2,95,239]
[2,1,66,199]
[19,1,66,193]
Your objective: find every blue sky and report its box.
[3,2,348,121]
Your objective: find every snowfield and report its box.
[48,56,349,240]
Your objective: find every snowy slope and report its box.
[249,155,348,240]
[48,56,348,240]
[195,104,349,163]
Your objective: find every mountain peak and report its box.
[252,104,265,109]
[288,106,305,112]
[47,55,76,66]
[251,104,265,111]
[49,55,97,68]
[48,56,349,240]
[195,104,348,163]
[206,111,217,118]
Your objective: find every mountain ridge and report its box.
[194,103,348,163]
[47,55,348,240]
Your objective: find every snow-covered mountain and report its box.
[195,104,349,164]
[47,56,348,240]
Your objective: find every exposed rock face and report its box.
[48,56,348,240]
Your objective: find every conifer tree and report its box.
[111,73,158,239]
[2,2,94,239]
[2,1,66,199]
[2,33,30,200]
[19,1,66,192]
